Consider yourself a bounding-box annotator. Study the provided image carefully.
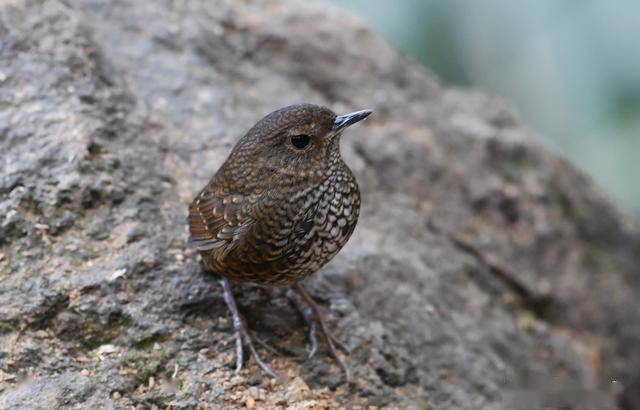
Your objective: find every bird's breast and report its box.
[209,167,360,285]
[285,169,360,270]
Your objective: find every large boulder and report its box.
[1,0,639,408]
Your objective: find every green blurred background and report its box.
[327,0,640,216]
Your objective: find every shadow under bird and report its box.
[188,103,372,377]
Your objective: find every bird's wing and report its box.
[187,188,255,258]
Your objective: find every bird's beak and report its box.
[333,109,373,132]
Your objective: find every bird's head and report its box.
[219,104,372,191]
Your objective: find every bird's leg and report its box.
[219,277,276,378]
[290,289,319,358]
[290,283,350,377]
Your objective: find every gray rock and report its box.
[1,0,638,408]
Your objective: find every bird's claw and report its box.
[233,326,277,378]
[307,321,318,358]
[220,277,277,378]
[290,283,351,379]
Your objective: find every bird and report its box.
[187,103,372,377]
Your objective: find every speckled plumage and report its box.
[188,104,364,285]
[187,104,371,377]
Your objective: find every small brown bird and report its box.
[188,103,371,377]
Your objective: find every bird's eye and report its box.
[290,134,311,150]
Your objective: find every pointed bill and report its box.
[333,109,372,132]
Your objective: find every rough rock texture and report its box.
[1,0,639,409]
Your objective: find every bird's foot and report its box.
[290,283,350,379]
[220,277,277,378]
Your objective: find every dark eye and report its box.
[290,134,311,150]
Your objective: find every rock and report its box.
[1,0,639,408]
